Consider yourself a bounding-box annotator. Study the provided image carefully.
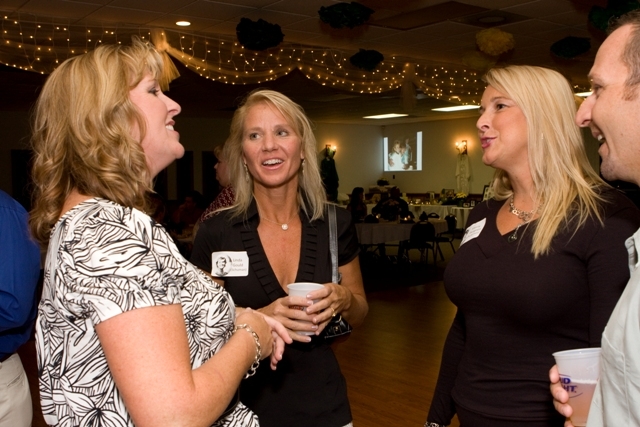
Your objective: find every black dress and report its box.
[427,189,640,426]
[191,199,360,427]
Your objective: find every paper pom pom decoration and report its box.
[589,0,640,32]
[236,18,284,51]
[476,28,515,56]
[550,37,591,59]
[318,2,375,29]
[350,49,384,71]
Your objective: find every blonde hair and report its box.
[29,37,179,244]
[225,89,325,220]
[483,65,607,257]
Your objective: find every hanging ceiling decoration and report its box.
[318,2,375,29]
[588,0,640,32]
[349,49,384,71]
[550,36,591,59]
[475,28,515,57]
[236,18,284,51]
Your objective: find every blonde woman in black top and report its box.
[425,65,640,427]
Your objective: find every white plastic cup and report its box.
[552,348,601,426]
[286,283,324,336]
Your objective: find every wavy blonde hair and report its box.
[484,65,608,257]
[224,89,326,221]
[29,37,178,244]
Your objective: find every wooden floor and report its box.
[19,241,461,427]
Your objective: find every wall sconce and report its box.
[455,140,467,154]
[325,144,337,158]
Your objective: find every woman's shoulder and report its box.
[327,203,353,222]
[199,207,240,234]
[467,198,501,220]
[599,187,640,212]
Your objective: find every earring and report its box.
[301,159,305,174]
[243,163,250,182]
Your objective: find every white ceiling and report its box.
[0,0,607,123]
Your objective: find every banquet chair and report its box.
[427,212,440,219]
[436,214,464,254]
[402,222,439,265]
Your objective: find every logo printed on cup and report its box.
[560,375,597,397]
[553,347,601,427]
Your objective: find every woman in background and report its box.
[425,65,640,426]
[191,89,368,427]
[347,187,367,222]
[29,39,289,427]
[199,144,236,223]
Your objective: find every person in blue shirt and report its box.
[0,189,41,427]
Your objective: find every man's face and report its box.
[576,25,640,184]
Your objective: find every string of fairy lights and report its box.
[0,15,589,105]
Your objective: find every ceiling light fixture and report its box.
[176,21,191,27]
[432,105,480,112]
[363,113,408,119]
[575,91,592,97]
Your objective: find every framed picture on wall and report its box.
[483,184,494,201]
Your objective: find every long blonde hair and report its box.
[225,89,326,220]
[29,37,178,244]
[484,65,607,257]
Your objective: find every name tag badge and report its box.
[460,218,486,247]
[211,251,249,277]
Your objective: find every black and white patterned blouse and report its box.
[36,198,258,427]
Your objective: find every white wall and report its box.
[380,117,494,195]
[313,123,383,196]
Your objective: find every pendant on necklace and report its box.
[508,222,524,243]
[281,224,289,231]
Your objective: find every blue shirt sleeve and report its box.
[0,191,41,355]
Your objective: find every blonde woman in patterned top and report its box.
[29,38,291,427]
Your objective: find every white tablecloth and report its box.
[356,219,447,245]
[367,203,452,218]
[450,207,473,228]
[408,204,451,218]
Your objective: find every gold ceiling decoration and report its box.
[1,14,485,105]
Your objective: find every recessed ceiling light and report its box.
[575,91,592,97]
[431,105,480,112]
[176,21,191,27]
[363,113,409,119]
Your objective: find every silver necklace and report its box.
[507,196,540,243]
[509,196,539,222]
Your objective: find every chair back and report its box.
[409,222,436,246]
[444,214,457,233]
[427,212,440,219]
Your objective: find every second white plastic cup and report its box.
[552,347,601,426]
[287,282,324,336]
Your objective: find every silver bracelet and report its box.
[424,422,446,427]
[234,323,261,378]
